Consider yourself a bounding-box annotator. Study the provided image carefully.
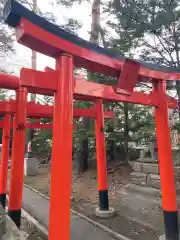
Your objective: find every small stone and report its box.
[138,158,158,163]
[174,166,180,176]
[95,207,116,218]
[130,172,147,185]
[24,158,39,176]
[142,163,159,174]
[129,162,142,172]
[147,174,161,189]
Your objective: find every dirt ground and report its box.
[24,160,161,240]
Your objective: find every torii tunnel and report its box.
[0,97,115,206]
[2,0,180,239]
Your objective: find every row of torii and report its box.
[1,0,180,239]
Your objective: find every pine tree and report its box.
[0,1,14,71]
[57,0,104,173]
[106,0,180,119]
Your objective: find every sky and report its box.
[1,0,116,101]
[4,0,93,75]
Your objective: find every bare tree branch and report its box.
[156,35,176,66]
[141,38,174,67]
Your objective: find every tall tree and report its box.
[57,0,164,164]
[106,0,180,115]
[0,1,14,71]
[79,0,101,173]
[58,0,103,173]
[31,0,37,79]
[26,0,38,157]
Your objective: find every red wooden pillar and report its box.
[49,53,74,240]
[0,114,11,208]
[8,87,27,228]
[95,99,109,211]
[154,80,179,240]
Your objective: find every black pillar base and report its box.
[164,210,179,240]
[0,193,6,209]
[99,190,109,211]
[8,209,21,228]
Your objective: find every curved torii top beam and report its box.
[4,0,180,81]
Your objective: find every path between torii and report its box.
[21,185,130,240]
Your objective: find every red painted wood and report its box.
[95,100,108,191]
[0,70,176,109]
[0,121,53,129]
[8,87,27,211]
[19,68,159,106]
[0,100,115,120]
[0,73,19,90]
[16,18,180,81]
[0,114,11,195]
[49,54,74,240]
[17,19,120,77]
[116,59,140,95]
[20,68,58,91]
[154,81,177,212]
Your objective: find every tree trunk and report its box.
[106,105,116,161]
[26,0,37,157]
[176,81,180,121]
[175,44,180,122]
[111,106,117,160]
[76,0,101,173]
[124,103,129,162]
[76,129,89,174]
[89,0,101,44]
[31,0,37,101]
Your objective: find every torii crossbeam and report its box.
[0,99,115,119]
[0,72,177,107]
[3,1,180,239]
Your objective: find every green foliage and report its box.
[31,127,52,157]
[0,89,8,101]
[57,0,88,8]
[106,0,180,65]
[0,1,14,63]
[30,118,52,158]
[128,104,155,144]
[30,0,171,161]
[104,0,180,147]
[0,88,9,143]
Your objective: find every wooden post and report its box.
[95,99,109,211]
[0,114,11,208]
[49,54,74,240]
[154,80,179,240]
[8,87,27,228]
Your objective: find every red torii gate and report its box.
[0,100,115,131]
[0,99,114,208]
[0,99,115,119]
[0,70,177,234]
[0,72,176,107]
[3,0,180,239]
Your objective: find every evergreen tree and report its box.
[106,0,180,118]
[0,1,14,71]
[57,0,104,173]
[56,0,158,165]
